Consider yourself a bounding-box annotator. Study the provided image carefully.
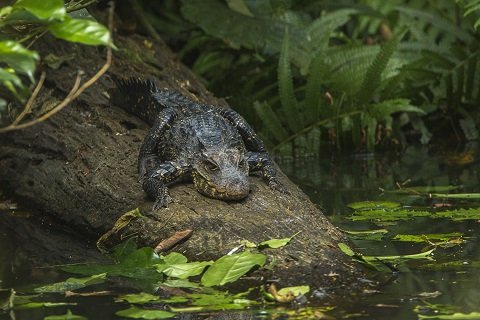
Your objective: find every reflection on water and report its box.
[2,145,480,318]
[281,145,480,318]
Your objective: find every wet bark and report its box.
[0,29,367,295]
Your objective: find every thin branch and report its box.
[11,71,46,126]
[0,2,114,134]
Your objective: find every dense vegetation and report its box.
[1,0,480,156]
[148,0,480,155]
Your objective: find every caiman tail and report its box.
[110,77,204,125]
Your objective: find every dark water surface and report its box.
[2,145,480,319]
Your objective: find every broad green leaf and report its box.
[63,247,163,282]
[13,0,65,21]
[115,306,175,319]
[44,309,87,320]
[116,293,159,304]
[347,201,401,210]
[0,68,21,86]
[162,261,212,279]
[162,279,201,288]
[201,251,266,287]
[162,252,188,265]
[258,232,299,249]
[0,41,39,79]
[48,17,110,46]
[34,273,106,293]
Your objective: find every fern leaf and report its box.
[253,101,289,144]
[304,53,330,122]
[369,99,424,119]
[356,31,404,106]
[278,30,303,132]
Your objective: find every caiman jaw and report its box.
[192,171,250,200]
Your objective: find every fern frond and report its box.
[356,31,404,106]
[253,101,289,144]
[278,30,303,132]
[304,53,330,122]
[369,99,424,119]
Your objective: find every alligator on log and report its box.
[0,23,368,297]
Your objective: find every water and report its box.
[2,145,480,319]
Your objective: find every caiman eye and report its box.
[205,160,218,172]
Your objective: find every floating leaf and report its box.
[115,306,175,319]
[418,312,480,319]
[48,17,110,46]
[347,201,401,210]
[44,309,87,320]
[201,251,266,287]
[34,273,106,293]
[430,193,480,199]
[13,0,65,21]
[116,293,159,304]
[393,233,463,244]
[350,208,431,222]
[434,208,480,221]
[343,229,389,241]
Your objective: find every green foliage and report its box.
[0,0,110,125]
[151,0,480,155]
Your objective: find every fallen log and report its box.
[0,29,367,296]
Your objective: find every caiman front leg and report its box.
[143,161,187,209]
[218,108,286,193]
[245,151,286,193]
[138,107,181,209]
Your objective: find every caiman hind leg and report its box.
[143,161,187,209]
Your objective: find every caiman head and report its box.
[192,148,250,201]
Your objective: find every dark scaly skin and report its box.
[111,78,284,209]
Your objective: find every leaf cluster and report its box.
[0,0,110,122]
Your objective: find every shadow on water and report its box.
[2,145,480,318]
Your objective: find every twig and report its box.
[66,0,98,13]
[11,71,46,125]
[0,2,114,134]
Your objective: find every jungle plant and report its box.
[150,0,480,155]
[0,0,111,131]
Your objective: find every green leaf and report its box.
[44,309,87,320]
[277,285,310,297]
[278,30,302,133]
[162,252,188,265]
[13,0,65,21]
[343,229,389,241]
[116,293,159,304]
[201,251,266,287]
[347,201,401,210]
[115,306,175,319]
[0,41,39,79]
[48,17,110,46]
[418,312,480,319]
[34,273,106,293]
[430,193,480,199]
[393,233,463,244]
[258,232,299,249]
[369,99,424,119]
[162,261,213,279]
[338,243,355,257]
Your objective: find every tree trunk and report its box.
[0,30,367,295]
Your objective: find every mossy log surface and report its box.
[0,30,367,295]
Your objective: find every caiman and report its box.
[111,78,284,209]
